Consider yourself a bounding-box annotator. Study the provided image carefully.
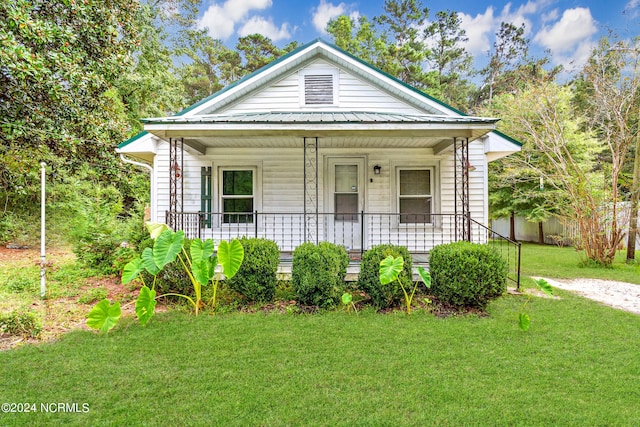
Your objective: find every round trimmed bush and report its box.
[226,237,280,303]
[357,244,412,309]
[291,242,348,308]
[429,241,507,309]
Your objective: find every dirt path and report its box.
[535,277,640,315]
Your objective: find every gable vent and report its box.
[304,74,334,105]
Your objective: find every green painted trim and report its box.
[492,129,524,147]
[117,131,149,149]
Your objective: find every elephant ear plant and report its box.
[379,255,430,315]
[87,223,243,332]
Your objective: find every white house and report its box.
[117,39,521,258]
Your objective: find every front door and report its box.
[327,157,365,251]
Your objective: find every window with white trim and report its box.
[220,168,254,224]
[398,168,433,224]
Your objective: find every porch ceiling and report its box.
[142,111,498,152]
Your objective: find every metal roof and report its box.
[141,111,499,126]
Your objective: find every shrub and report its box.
[358,244,413,309]
[429,241,508,309]
[226,237,280,303]
[73,227,122,275]
[0,309,42,338]
[291,242,348,308]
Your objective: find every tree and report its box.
[424,10,474,110]
[477,22,528,105]
[177,30,240,105]
[116,2,187,131]
[482,68,567,243]
[502,81,624,266]
[178,31,297,105]
[0,0,139,212]
[373,0,434,90]
[574,36,640,261]
[326,14,384,66]
[236,34,299,74]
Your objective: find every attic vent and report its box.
[304,74,334,105]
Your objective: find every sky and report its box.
[195,0,640,74]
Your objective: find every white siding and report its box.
[220,59,425,115]
[153,141,488,252]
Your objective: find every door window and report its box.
[334,164,358,221]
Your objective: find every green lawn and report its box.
[1,295,639,426]
[1,244,639,426]
[519,242,640,284]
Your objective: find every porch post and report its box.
[454,137,471,241]
[169,137,184,230]
[454,138,458,239]
[303,137,319,244]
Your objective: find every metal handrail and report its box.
[166,210,521,288]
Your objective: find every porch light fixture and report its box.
[373,165,382,175]
[465,160,476,172]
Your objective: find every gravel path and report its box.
[534,277,640,315]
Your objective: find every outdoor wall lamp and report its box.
[373,165,382,175]
[465,160,476,172]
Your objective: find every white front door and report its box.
[326,157,365,251]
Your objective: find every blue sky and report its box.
[196,0,640,74]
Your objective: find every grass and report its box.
[1,244,639,425]
[519,242,640,284]
[1,298,639,426]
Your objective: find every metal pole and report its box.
[40,162,46,299]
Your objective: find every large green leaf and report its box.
[190,238,215,263]
[141,247,160,276]
[341,293,353,305]
[145,222,171,240]
[122,257,143,284]
[536,278,554,297]
[218,239,244,279]
[379,255,404,285]
[153,229,184,270]
[417,266,431,288]
[135,286,157,326]
[518,312,531,331]
[192,259,215,286]
[87,299,121,333]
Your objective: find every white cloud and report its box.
[459,1,550,56]
[239,16,292,41]
[199,4,235,39]
[534,8,598,52]
[534,7,598,70]
[312,0,347,33]
[459,7,496,56]
[541,9,559,23]
[199,0,291,40]
[624,0,640,18]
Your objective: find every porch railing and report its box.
[166,211,521,289]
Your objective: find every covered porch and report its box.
[144,112,520,287]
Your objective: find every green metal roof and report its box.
[117,130,149,150]
[142,111,499,126]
